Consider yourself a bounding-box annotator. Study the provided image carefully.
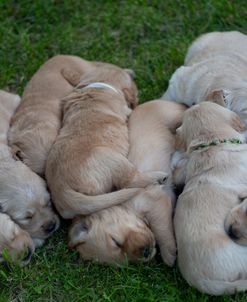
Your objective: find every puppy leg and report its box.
[61,68,81,86]
[133,185,177,266]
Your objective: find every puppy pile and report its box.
[1,30,247,296]
[163,31,247,295]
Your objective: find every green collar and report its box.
[194,138,243,151]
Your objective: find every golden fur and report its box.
[46,65,166,219]
[8,55,96,176]
[172,102,247,295]
[68,100,186,265]
[0,90,59,246]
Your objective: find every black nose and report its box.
[142,246,151,258]
[45,221,56,234]
[227,225,240,240]
[22,247,32,262]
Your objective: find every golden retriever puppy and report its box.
[68,100,186,265]
[173,102,247,295]
[162,31,247,127]
[8,55,96,176]
[0,213,34,265]
[0,90,59,246]
[46,65,167,219]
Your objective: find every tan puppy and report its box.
[8,55,96,176]
[0,90,59,246]
[162,31,247,128]
[0,213,34,265]
[173,102,247,295]
[46,65,166,219]
[68,100,186,265]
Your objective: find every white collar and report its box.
[84,82,119,94]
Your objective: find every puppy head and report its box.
[0,161,59,245]
[76,63,138,109]
[224,194,247,246]
[68,207,156,265]
[9,126,58,176]
[177,102,245,152]
[0,213,35,265]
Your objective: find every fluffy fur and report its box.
[46,65,166,219]
[68,100,186,265]
[8,55,96,176]
[162,31,247,127]
[173,102,247,295]
[0,212,35,265]
[0,90,59,246]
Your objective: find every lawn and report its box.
[0,0,247,301]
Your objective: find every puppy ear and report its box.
[68,219,90,249]
[11,145,24,162]
[231,112,246,132]
[175,126,186,151]
[124,68,136,80]
[122,88,138,109]
[61,68,81,86]
[205,89,229,107]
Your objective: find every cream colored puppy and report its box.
[162,31,247,127]
[68,100,186,265]
[173,102,247,295]
[8,55,96,176]
[0,90,59,246]
[0,213,34,265]
[46,65,166,219]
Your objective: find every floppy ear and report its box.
[68,219,90,249]
[122,88,138,109]
[124,68,136,80]
[61,68,81,86]
[175,126,186,151]
[231,112,246,132]
[11,145,24,162]
[205,89,229,108]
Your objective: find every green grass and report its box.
[0,0,247,301]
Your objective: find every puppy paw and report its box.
[61,68,81,86]
[160,243,177,267]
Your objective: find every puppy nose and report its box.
[142,246,152,258]
[22,247,33,262]
[45,221,56,234]
[227,224,240,240]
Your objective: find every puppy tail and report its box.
[58,187,141,219]
[197,278,247,295]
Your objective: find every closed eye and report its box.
[111,237,122,248]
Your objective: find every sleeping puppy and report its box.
[46,65,166,219]
[173,102,247,295]
[8,55,96,176]
[0,213,34,266]
[0,90,59,246]
[162,31,247,127]
[68,100,186,265]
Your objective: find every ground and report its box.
[0,1,247,301]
